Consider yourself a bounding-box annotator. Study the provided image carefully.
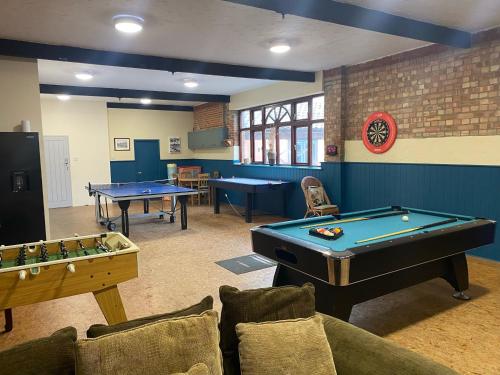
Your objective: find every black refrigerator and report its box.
[0,132,46,245]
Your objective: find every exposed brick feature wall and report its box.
[193,103,225,130]
[224,105,239,145]
[193,102,238,145]
[324,27,500,142]
[324,67,346,162]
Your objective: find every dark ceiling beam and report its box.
[0,39,315,82]
[39,84,230,103]
[106,103,193,112]
[223,0,472,48]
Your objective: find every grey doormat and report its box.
[216,254,277,275]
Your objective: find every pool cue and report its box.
[300,210,408,229]
[355,218,458,244]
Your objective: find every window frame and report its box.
[238,94,324,166]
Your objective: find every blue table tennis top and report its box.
[92,182,195,199]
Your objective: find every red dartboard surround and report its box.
[362,112,397,154]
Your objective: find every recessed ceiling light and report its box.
[140,98,152,105]
[75,72,93,81]
[57,94,71,101]
[269,41,291,54]
[113,15,144,34]
[184,79,199,88]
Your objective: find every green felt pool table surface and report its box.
[264,207,477,253]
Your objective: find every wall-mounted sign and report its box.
[169,137,181,153]
[362,112,397,154]
[114,138,130,151]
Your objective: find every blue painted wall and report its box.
[341,162,500,261]
[110,159,499,261]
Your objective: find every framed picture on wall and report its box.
[169,137,181,153]
[114,138,130,151]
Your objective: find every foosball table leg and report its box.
[4,309,13,332]
[93,285,128,325]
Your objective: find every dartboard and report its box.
[362,112,397,153]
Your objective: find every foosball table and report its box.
[0,232,138,331]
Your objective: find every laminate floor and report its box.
[1,203,499,374]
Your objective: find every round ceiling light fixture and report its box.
[183,79,199,88]
[113,15,144,34]
[57,94,71,101]
[269,40,291,54]
[75,72,93,81]
[140,98,152,105]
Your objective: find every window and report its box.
[253,110,262,126]
[279,126,292,164]
[241,110,250,129]
[238,95,325,166]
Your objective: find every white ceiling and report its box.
[38,60,273,95]
[1,0,499,96]
[339,0,500,32]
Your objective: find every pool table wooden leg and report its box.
[443,253,470,300]
[214,188,220,214]
[245,193,253,223]
[273,264,354,322]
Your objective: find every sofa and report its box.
[0,288,458,375]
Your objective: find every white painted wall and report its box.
[0,56,50,238]
[40,98,111,206]
[229,71,323,110]
[345,136,500,166]
[107,108,194,161]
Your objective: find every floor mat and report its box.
[216,254,276,275]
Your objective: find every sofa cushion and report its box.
[0,326,77,375]
[86,295,213,338]
[219,283,315,375]
[236,314,336,375]
[76,310,222,375]
[170,363,210,375]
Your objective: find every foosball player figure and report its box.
[77,239,89,256]
[40,242,49,262]
[16,245,27,266]
[59,240,69,259]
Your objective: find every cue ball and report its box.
[402,215,409,222]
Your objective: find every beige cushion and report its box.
[76,310,223,375]
[219,283,316,375]
[170,363,210,375]
[86,295,213,338]
[314,204,338,210]
[236,314,337,375]
[307,186,327,206]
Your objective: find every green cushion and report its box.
[236,314,337,375]
[76,310,223,375]
[219,283,316,375]
[86,295,213,338]
[0,326,77,375]
[321,314,459,375]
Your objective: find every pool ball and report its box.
[402,215,409,222]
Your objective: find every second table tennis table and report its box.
[87,180,198,237]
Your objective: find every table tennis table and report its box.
[86,180,198,237]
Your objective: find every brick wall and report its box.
[193,102,238,144]
[324,28,500,145]
[193,103,225,130]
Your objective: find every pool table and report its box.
[209,177,292,223]
[251,206,496,321]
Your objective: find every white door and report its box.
[44,136,72,208]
